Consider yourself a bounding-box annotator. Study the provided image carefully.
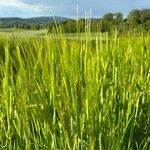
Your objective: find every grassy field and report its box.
[0,31,150,149]
[0,29,48,37]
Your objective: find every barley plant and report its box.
[0,30,150,150]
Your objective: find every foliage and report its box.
[1,9,150,33]
[48,9,150,33]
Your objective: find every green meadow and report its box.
[0,29,47,38]
[0,30,150,149]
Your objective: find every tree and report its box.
[78,19,85,32]
[35,24,40,30]
[102,13,114,22]
[142,20,150,31]
[127,9,141,27]
[25,24,31,29]
[61,20,76,33]
[114,12,123,24]
[140,9,150,23]
[102,13,114,32]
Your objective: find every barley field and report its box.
[0,31,150,149]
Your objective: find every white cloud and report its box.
[0,0,52,12]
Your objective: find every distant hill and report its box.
[0,16,70,29]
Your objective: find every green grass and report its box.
[0,28,47,38]
[0,31,150,150]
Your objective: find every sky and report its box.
[0,0,150,18]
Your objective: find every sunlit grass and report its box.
[0,29,47,38]
[0,31,150,149]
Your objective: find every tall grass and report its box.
[0,31,150,149]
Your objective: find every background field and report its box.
[0,28,104,39]
[0,29,48,37]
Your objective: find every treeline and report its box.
[0,18,46,30]
[48,9,150,33]
[0,17,68,30]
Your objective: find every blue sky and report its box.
[0,0,150,18]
